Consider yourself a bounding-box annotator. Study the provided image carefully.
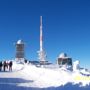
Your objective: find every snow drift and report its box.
[0,61,90,90]
[12,61,90,88]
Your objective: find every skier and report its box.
[0,61,2,71]
[9,61,13,71]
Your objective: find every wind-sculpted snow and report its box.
[0,62,90,90]
[19,63,90,88]
[12,62,24,71]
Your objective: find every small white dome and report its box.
[17,40,24,44]
[59,53,67,58]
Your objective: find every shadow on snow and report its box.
[0,78,90,90]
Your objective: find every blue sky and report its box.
[0,0,90,69]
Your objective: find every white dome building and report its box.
[57,53,72,66]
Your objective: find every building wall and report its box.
[16,44,24,59]
[57,58,72,66]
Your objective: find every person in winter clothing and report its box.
[0,61,2,71]
[9,61,13,71]
[3,61,7,71]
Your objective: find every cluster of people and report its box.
[0,61,13,71]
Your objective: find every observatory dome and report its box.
[58,53,67,58]
[17,40,24,44]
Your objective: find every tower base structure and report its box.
[15,58,25,63]
[37,50,48,65]
[40,60,48,65]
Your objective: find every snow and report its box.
[19,64,90,88]
[73,60,80,71]
[13,61,24,71]
[0,61,90,90]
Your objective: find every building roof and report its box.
[58,53,71,59]
[17,40,24,44]
[59,53,67,58]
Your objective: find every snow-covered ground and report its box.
[0,61,90,90]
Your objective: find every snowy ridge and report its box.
[0,61,90,90]
[14,62,90,88]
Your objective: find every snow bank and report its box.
[10,61,90,89]
[12,61,24,71]
[73,60,80,71]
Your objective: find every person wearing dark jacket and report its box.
[9,61,13,71]
[0,61,2,71]
[3,61,7,71]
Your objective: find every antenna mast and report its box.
[37,16,47,65]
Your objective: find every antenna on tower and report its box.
[40,16,43,51]
[37,16,47,65]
